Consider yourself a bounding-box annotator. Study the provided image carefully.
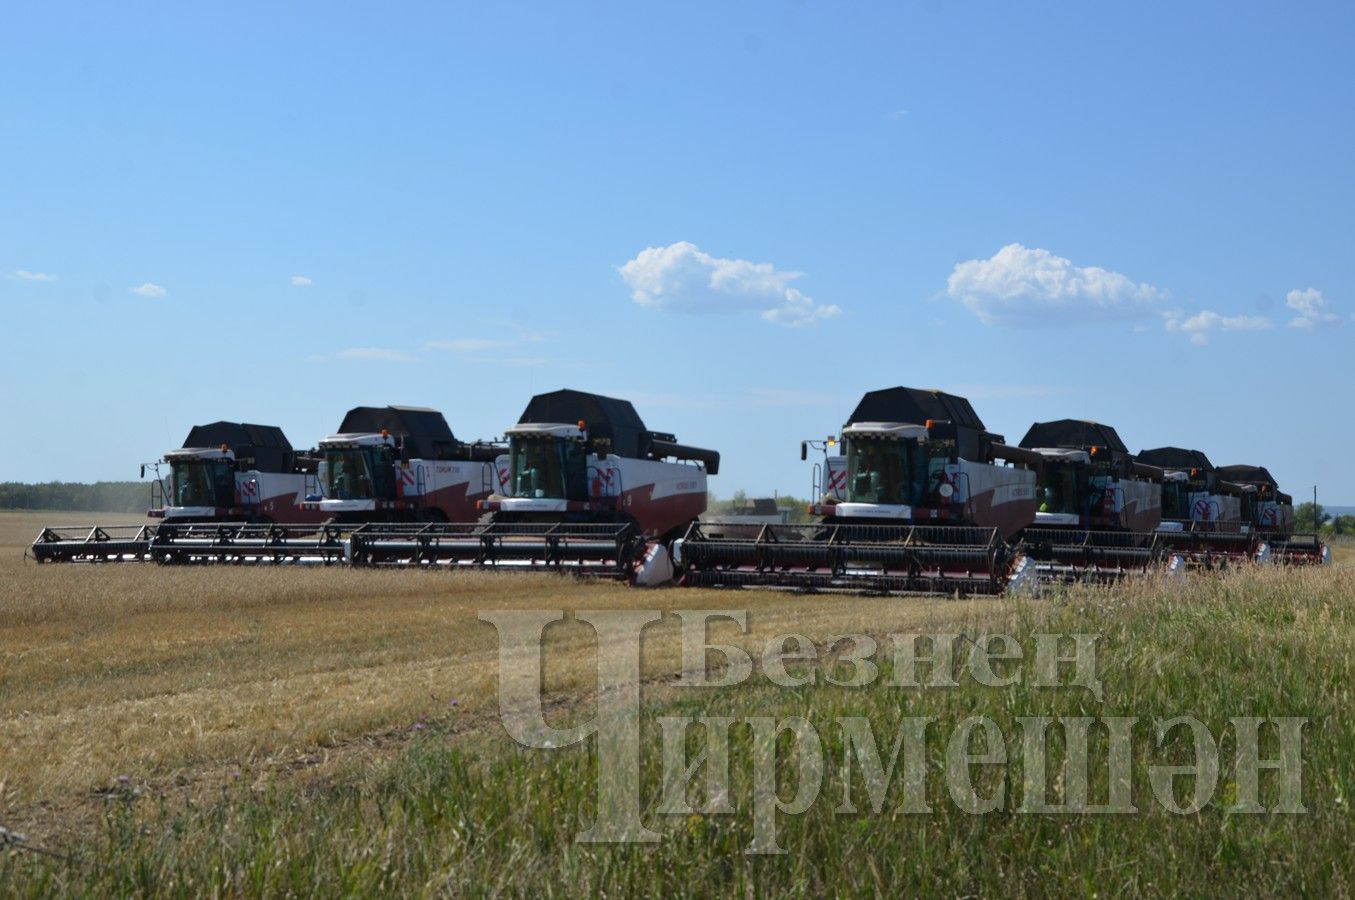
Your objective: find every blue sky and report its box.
[3,2,1353,501]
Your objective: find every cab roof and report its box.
[1019,419,1129,454]
[336,406,461,460]
[845,387,987,431]
[181,421,294,473]
[1137,446,1215,472]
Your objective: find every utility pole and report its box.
[1314,485,1320,533]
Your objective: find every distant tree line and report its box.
[1294,502,1355,537]
[0,481,150,514]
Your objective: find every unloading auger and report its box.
[675,387,1043,595]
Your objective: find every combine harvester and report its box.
[676,387,1044,595]
[345,390,719,582]
[1215,464,1331,565]
[30,422,339,564]
[1135,446,1268,566]
[311,405,502,523]
[1016,420,1183,582]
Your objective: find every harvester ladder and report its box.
[952,471,973,521]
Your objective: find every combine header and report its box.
[1017,420,1180,582]
[346,390,719,582]
[311,406,501,523]
[1135,447,1267,566]
[30,524,160,563]
[677,387,1042,595]
[1215,464,1330,565]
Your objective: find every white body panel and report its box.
[842,422,929,440]
[954,458,1038,508]
[162,506,217,519]
[597,453,707,504]
[496,498,569,513]
[835,502,912,519]
[320,499,378,513]
[1034,511,1081,526]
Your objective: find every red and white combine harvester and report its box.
[345,389,719,582]
[311,405,501,523]
[150,422,326,524]
[1135,447,1269,566]
[30,422,330,563]
[1016,419,1183,582]
[676,387,1044,595]
[1215,464,1330,565]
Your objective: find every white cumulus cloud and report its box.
[131,282,167,298]
[1285,288,1339,329]
[618,241,840,327]
[947,244,1166,326]
[13,269,58,282]
[290,275,313,287]
[1164,310,1272,344]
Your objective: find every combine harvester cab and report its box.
[1215,464,1330,565]
[677,386,1041,596]
[311,405,501,524]
[31,421,329,563]
[348,389,719,582]
[1136,446,1267,566]
[1018,420,1182,583]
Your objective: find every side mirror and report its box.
[800,442,808,461]
[139,465,145,479]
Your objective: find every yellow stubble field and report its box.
[0,509,1012,825]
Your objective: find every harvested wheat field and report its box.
[0,512,1003,811]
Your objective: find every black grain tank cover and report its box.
[844,387,1001,461]
[1137,447,1214,472]
[518,389,720,473]
[1215,465,1280,489]
[1019,420,1129,455]
[182,422,295,473]
[337,406,462,460]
